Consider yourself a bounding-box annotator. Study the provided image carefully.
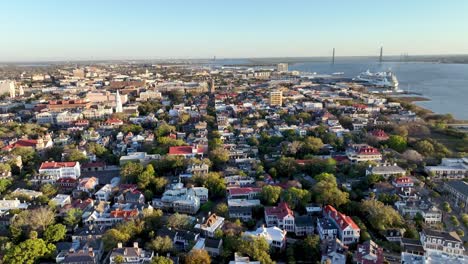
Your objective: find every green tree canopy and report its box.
[3,238,56,264]
[44,224,66,243]
[386,135,407,152]
[121,162,144,183]
[185,249,211,264]
[260,185,282,205]
[281,187,311,210]
[361,199,403,231]
[64,208,83,227]
[312,173,349,207]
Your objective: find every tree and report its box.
[150,236,173,254]
[281,187,311,210]
[152,256,174,264]
[293,235,320,263]
[239,237,274,264]
[114,255,125,264]
[121,162,144,183]
[414,140,435,156]
[443,202,452,213]
[102,229,131,251]
[0,178,12,194]
[313,173,349,207]
[143,208,164,231]
[451,216,460,227]
[0,163,11,176]
[261,185,282,205]
[195,172,226,199]
[66,149,88,163]
[40,183,58,197]
[167,213,192,229]
[214,203,228,218]
[155,122,176,137]
[361,199,403,231]
[299,136,324,156]
[64,208,83,227]
[386,135,407,152]
[275,157,297,178]
[3,238,55,264]
[44,224,66,242]
[11,207,56,240]
[138,164,155,189]
[401,149,423,162]
[185,249,211,264]
[209,147,229,169]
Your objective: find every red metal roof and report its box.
[265,202,293,219]
[324,205,360,231]
[228,187,261,196]
[168,145,206,155]
[40,161,77,170]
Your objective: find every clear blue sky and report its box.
[1,0,467,61]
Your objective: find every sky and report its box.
[1,0,468,61]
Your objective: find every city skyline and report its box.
[1,0,468,61]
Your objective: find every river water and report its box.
[288,60,468,120]
[214,58,468,120]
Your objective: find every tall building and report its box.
[115,90,123,113]
[277,63,288,72]
[18,85,24,96]
[0,80,16,98]
[209,79,215,94]
[269,90,283,106]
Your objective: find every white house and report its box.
[38,161,81,181]
[243,226,287,249]
[264,202,295,232]
[323,205,360,244]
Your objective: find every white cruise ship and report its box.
[354,70,399,88]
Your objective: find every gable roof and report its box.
[265,202,293,219]
[324,205,360,231]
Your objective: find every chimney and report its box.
[117,242,122,248]
[133,242,138,248]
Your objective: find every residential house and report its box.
[109,242,153,264]
[425,157,467,180]
[114,189,145,204]
[204,238,223,257]
[227,199,260,221]
[0,199,29,211]
[420,229,465,259]
[195,213,225,238]
[346,144,382,163]
[38,161,81,183]
[366,164,406,179]
[354,240,384,264]
[294,215,314,236]
[51,194,72,208]
[323,205,360,244]
[227,187,261,200]
[264,202,295,232]
[168,145,207,159]
[229,253,261,264]
[444,181,468,213]
[317,218,339,240]
[243,226,287,249]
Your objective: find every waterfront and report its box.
[288,60,468,120]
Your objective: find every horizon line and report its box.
[1,53,468,64]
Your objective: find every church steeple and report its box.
[115,90,123,113]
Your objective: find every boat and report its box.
[353,70,399,88]
[332,72,344,75]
